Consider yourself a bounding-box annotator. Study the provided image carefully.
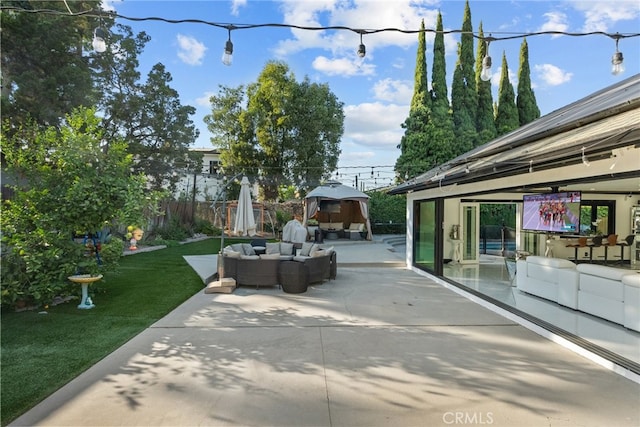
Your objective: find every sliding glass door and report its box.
[414,199,444,275]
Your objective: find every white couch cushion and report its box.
[576,264,634,281]
[526,256,576,269]
[622,274,640,288]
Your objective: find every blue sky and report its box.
[104,0,640,190]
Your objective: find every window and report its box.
[208,160,220,175]
[579,200,615,235]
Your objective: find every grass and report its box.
[0,237,231,426]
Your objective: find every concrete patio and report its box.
[10,237,640,426]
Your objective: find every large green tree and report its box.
[205,61,343,200]
[451,0,478,153]
[395,20,432,181]
[495,53,519,135]
[475,23,497,145]
[92,25,200,193]
[516,38,541,126]
[1,0,102,128]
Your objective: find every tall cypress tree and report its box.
[495,52,519,135]
[516,38,541,126]
[428,11,456,166]
[395,20,431,180]
[451,0,478,153]
[475,22,496,145]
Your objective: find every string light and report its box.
[611,33,625,75]
[480,35,493,82]
[3,4,638,76]
[357,31,366,58]
[222,26,234,66]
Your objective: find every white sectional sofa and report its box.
[516,256,640,332]
[516,256,579,309]
[576,264,629,326]
[622,274,640,332]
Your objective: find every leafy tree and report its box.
[130,64,200,192]
[495,52,519,135]
[395,20,432,181]
[93,26,200,193]
[1,0,102,128]
[205,61,343,200]
[475,23,497,145]
[1,108,162,307]
[428,12,457,168]
[451,0,478,153]
[516,38,541,126]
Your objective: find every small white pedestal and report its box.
[450,239,462,263]
[68,275,103,309]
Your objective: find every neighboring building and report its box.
[174,148,223,202]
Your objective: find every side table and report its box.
[279,261,308,293]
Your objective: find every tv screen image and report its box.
[522,192,581,233]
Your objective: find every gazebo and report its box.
[304,181,372,240]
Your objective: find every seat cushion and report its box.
[526,255,576,269]
[576,263,634,281]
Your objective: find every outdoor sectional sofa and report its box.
[221,241,336,292]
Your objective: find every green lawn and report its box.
[0,238,226,426]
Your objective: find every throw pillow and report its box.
[324,246,335,255]
[240,254,260,260]
[300,242,314,256]
[231,243,244,253]
[241,243,255,255]
[280,242,294,255]
[266,242,280,255]
[311,249,326,257]
[309,243,322,256]
[224,249,242,258]
[259,253,280,260]
[349,223,361,230]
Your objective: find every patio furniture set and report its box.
[220,241,337,293]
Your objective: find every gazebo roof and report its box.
[306,181,369,201]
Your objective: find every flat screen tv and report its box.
[522,191,581,233]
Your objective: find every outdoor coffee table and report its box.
[326,229,339,240]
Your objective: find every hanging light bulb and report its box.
[92,27,108,53]
[611,34,624,76]
[222,27,234,66]
[480,36,493,82]
[357,32,366,58]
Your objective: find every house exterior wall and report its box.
[174,149,223,202]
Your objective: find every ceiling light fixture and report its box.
[581,147,590,167]
[480,35,494,82]
[529,160,533,173]
[611,33,625,76]
[222,26,234,66]
[92,27,108,53]
[357,31,366,58]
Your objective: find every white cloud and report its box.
[101,0,121,12]
[195,91,216,108]
[312,56,376,76]
[231,0,247,16]
[569,1,640,32]
[534,64,573,86]
[372,79,413,103]
[176,34,207,66]
[343,102,409,150]
[539,11,569,38]
[273,0,440,73]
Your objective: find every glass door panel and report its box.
[461,203,480,263]
[414,200,436,271]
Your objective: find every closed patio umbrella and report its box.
[234,176,257,237]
